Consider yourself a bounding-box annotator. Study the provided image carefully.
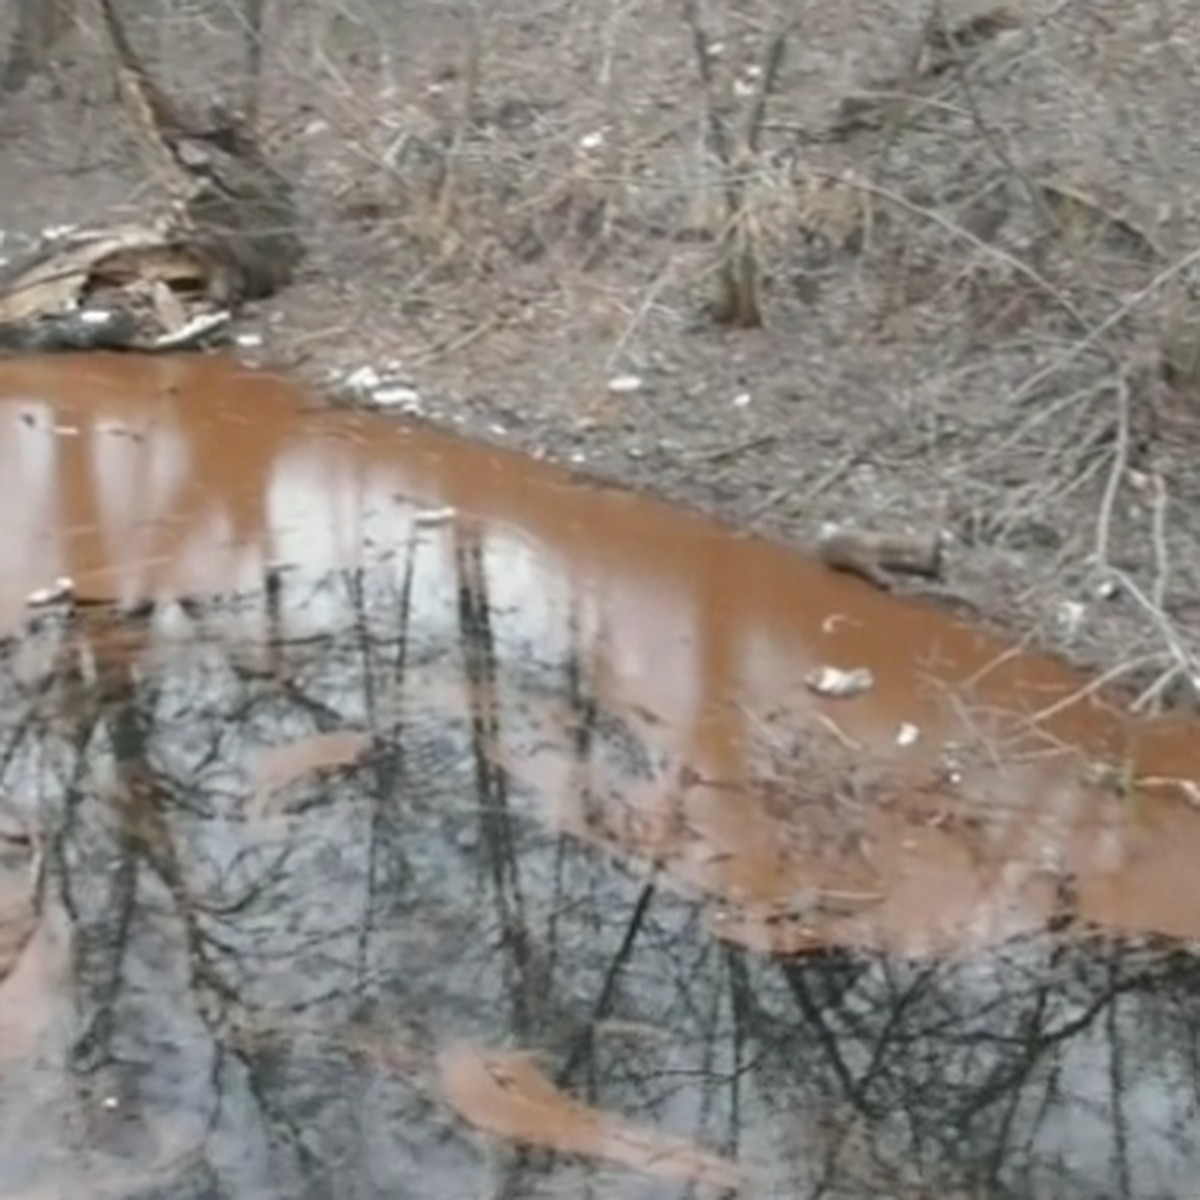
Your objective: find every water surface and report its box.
[0,355,1197,1199]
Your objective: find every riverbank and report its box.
[1,0,1197,709]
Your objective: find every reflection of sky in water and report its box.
[0,364,1198,1199]
[0,398,733,745]
[0,403,62,621]
[0,397,710,787]
[264,440,706,727]
[92,413,190,596]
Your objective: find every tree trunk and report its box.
[239,0,267,127]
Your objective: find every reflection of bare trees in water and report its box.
[455,523,535,1038]
[0,560,1197,1197]
[739,934,1198,1199]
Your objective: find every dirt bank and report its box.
[0,0,1197,708]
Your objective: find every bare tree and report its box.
[238,0,267,128]
[680,0,791,328]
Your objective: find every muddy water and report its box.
[0,354,1197,1198]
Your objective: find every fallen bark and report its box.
[0,0,303,354]
[0,224,237,353]
[817,522,945,590]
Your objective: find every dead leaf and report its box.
[439,1042,741,1190]
[250,730,372,821]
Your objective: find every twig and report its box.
[1027,652,1167,725]
[810,168,1088,332]
[989,437,1110,543]
[434,0,484,236]
[1093,370,1130,574]
[943,378,1108,478]
[1130,663,1183,715]
[679,0,791,327]
[935,2,1057,230]
[811,711,862,753]
[1107,567,1196,713]
[592,0,642,243]
[691,432,777,464]
[749,448,862,519]
[1148,473,1170,614]
[1008,243,1200,405]
[741,20,789,156]
[679,0,731,171]
[606,258,679,369]
[410,312,504,366]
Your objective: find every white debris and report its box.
[732,391,752,408]
[578,130,605,151]
[1055,599,1087,640]
[804,665,874,699]
[80,309,114,326]
[895,722,921,748]
[344,365,380,394]
[414,507,457,528]
[235,331,264,349]
[607,373,644,395]
[341,365,422,411]
[150,310,230,351]
[372,384,422,412]
[939,746,966,786]
[27,577,75,607]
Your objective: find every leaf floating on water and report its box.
[438,1042,741,1191]
[251,730,372,820]
[0,807,54,1060]
[804,665,874,698]
[0,836,38,986]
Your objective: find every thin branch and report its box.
[1093,371,1130,574]
[808,168,1088,331]
[741,18,789,157]
[1009,243,1200,405]
[1148,472,1171,614]
[934,1,1057,231]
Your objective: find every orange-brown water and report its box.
[1,354,1196,953]
[0,353,1197,1199]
